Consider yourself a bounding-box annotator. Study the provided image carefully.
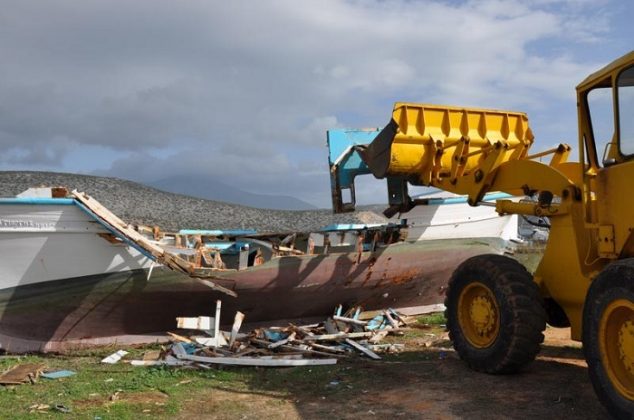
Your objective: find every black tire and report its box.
[583,260,634,419]
[445,254,546,374]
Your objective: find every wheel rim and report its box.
[599,298,634,401]
[457,281,500,348]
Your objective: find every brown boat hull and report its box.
[0,238,509,352]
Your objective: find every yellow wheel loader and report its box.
[328,52,634,418]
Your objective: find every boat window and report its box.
[587,87,614,166]
[617,66,634,156]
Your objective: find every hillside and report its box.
[148,175,317,210]
[0,171,387,232]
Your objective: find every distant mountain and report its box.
[0,171,386,232]
[148,175,318,210]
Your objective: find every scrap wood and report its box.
[344,339,381,360]
[368,330,390,344]
[0,363,44,385]
[383,311,399,328]
[302,331,375,341]
[201,346,234,357]
[268,332,296,349]
[176,316,213,331]
[229,311,245,348]
[368,343,405,353]
[142,350,163,361]
[168,332,194,343]
[333,315,368,326]
[288,324,317,335]
[396,304,446,316]
[307,342,346,354]
[28,404,50,413]
[323,318,339,334]
[130,357,190,367]
[233,348,261,358]
[71,190,242,297]
[388,309,409,326]
[275,245,304,255]
[195,335,228,347]
[101,350,129,364]
[174,353,337,367]
[250,338,346,358]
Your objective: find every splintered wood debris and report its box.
[125,305,408,368]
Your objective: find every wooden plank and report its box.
[71,190,164,256]
[229,311,245,348]
[0,363,44,385]
[268,332,296,349]
[368,330,389,344]
[72,190,238,298]
[307,342,346,354]
[384,311,400,328]
[167,332,193,343]
[194,335,228,347]
[333,315,368,326]
[101,350,129,364]
[395,304,446,316]
[250,338,345,358]
[176,316,213,330]
[276,245,304,255]
[344,339,381,360]
[175,353,337,367]
[302,332,375,341]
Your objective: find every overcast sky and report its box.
[1,0,632,207]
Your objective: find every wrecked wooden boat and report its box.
[0,185,525,352]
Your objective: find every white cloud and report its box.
[0,0,622,206]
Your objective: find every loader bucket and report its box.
[329,103,534,213]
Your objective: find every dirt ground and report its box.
[179,327,608,420]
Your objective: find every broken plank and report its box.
[388,308,409,326]
[344,338,381,360]
[302,332,375,341]
[0,364,44,385]
[175,353,337,367]
[101,350,129,364]
[268,332,296,349]
[333,315,368,326]
[71,190,164,257]
[368,330,389,344]
[395,304,446,316]
[168,332,193,343]
[229,311,245,348]
[250,339,345,358]
[176,316,213,331]
[307,342,346,354]
[384,311,400,328]
[194,335,228,347]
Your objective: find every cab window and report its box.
[617,66,634,156]
[587,87,614,166]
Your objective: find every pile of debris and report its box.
[122,303,408,368]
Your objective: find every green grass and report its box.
[416,312,446,326]
[0,327,443,419]
[0,350,244,419]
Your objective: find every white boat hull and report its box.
[0,202,153,290]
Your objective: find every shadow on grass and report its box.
[190,345,609,420]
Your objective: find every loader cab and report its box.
[581,56,634,169]
[577,51,634,258]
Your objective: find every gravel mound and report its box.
[0,171,387,233]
